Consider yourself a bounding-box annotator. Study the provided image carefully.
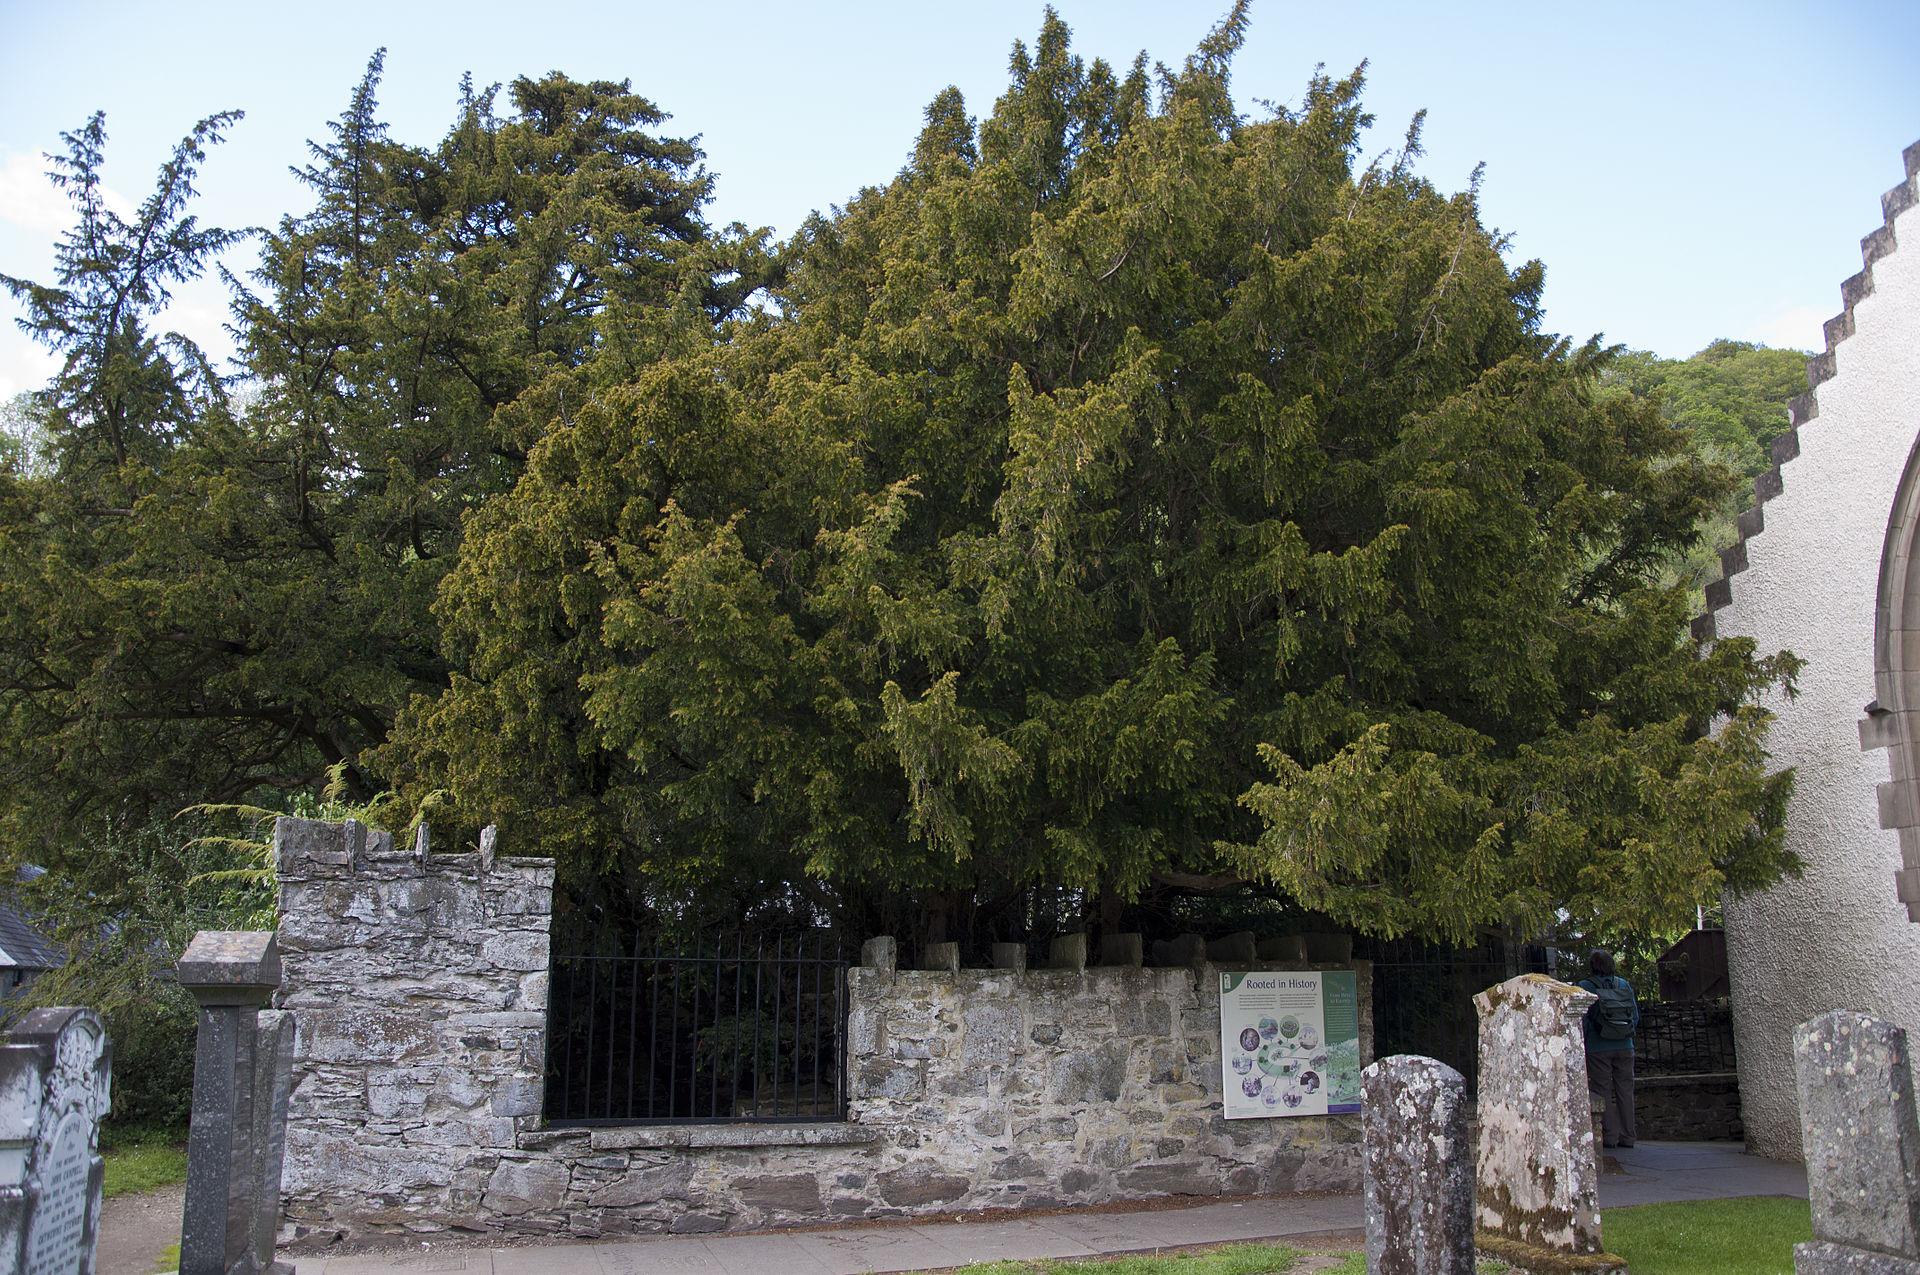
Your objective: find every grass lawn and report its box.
[101,1138,189,1198]
[1603,1196,1812,1274]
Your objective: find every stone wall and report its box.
[272,817,556,1239]
[270,817,1371,1244]
[1634,1073,1743,1143]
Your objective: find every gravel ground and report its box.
[97,1182,183,1275]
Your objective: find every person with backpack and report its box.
[1578,949,1640,1148]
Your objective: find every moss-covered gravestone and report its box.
[1793,1011,1920,1272]
[1363,1054,1474,1274]
[1473,974,1626,1274]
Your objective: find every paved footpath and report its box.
[290,1142,1808,1275]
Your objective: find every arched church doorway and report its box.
[1862,429,1920,921]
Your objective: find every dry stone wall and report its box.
[270,818,1370,1244]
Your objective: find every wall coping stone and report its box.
[586,1123,886,1151]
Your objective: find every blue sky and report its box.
[1,0,1916,398]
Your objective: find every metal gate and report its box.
[1360,936,1542,1093]
[544,931,850,1125]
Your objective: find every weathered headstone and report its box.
[178,930,297,1275]
[922,941,961,973]
[1097,933,1143,967]
[1363,1055,1473,1274]
[0,1007,111,1275]
[1792,1010,1920,1272]
[1472,974,1626,1273]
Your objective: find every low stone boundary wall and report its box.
[270,818,1371,1244]
[1635,1072,1743,1142]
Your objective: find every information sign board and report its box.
[1219,970,1362,1118]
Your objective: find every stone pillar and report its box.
[177,931,296,1275]
[1363,1055,1473,1275]
[1792,1011,1920,1272]
[1472,974,1625,1273]
[0,1007,111,1275]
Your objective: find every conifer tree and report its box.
[390,7,1798,945]
[0,61,755,851]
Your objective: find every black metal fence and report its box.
[1360,937,1544,1094]
[1634,999,1736,1076]
[544,932,850,1125]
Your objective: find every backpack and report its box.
[1588,976,1636,1041]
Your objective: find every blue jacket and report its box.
[1577,975,1639,1054]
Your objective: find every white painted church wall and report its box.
[1711,152,1920,1159]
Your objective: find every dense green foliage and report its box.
[387,9,1796,945]
[1605,341,1811,601]
[2,10,1799,959]
[1608,340,1808,484]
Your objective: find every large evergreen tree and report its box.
[0,61,758,855]
[388,7,1798,946]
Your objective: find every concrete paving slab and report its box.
[901,1217,1095,1262]
[1116,1200,1319,1246]
[299,1250,495,1275]
[1024,1209,1165,1251]
[592,1236,731,1274]
[491,1241,603,1275]
[785,1226,969,1274]
[697,1233,840,1273]
[1598,1140,1808,1210]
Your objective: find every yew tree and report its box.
[0,61,753,854]
[392,8,1798,944]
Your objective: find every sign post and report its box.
[1219,970,1361,1118]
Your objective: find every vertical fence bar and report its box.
[769,931,783,1114]
[688,926,702,1121]
[604,958,618,1118]
[564,957,582,1119]
[791,939,803,1117]
[668,941,682,1120]
[834,942,847,1118]
[751,936,765,1116]
[730,932,744,1119]
[584,957,600,1117]
[812,929,824,1113]
[710,936,725,1117]
[626,933,640,1119]
[647,937,661,1120]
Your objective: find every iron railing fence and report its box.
[1358,937,1544,1094]
[1634,998,1736,1076]
[544,931,850,1126]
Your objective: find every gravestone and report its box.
[1472,974,1626,1274]
[0,1007,112,1275]
[1792,1010,1920,1272]
[178,930,297,1275]
[1362,1054,1473,1274]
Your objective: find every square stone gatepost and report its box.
[1792,1010,1920,1272]
[0,1006,112,1275]
[1472,974,1626,1274]
[177,931,295,1275]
